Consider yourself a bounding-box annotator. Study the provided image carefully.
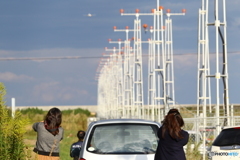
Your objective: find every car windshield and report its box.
[212,128,240,146]
[86,123,159,154]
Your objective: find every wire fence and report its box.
[178,104,240,159]
[97,104,240,159]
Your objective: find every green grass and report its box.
[21,108,90,160]
[25,126,82,160]
[21,107,207,159]
[60,130,79,160]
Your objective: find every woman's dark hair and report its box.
[44,107,62,136]
[162,108,184,139]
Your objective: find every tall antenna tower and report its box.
[113,26,134,118]
[120,9,145,119]
[150,4,166,122]
[147,25,156,121]
[165,9,185,113]
[104,47,124,118]
[108,39,124,118]
[97,58,113,119]
[129,1,185,121]
[197,0,230,139]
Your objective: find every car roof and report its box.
[88,118,161,128]
[186,130,199,134]
[222,126,240,130]
[186,130,202,135]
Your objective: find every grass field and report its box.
[21,108,204,160]
[21,108,90,160]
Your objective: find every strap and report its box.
[49,139,58,156]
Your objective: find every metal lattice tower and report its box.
[133,13,144,119]
[197,0,230,138]
[97,59,111,118]
[120,9,145,119]
[147,26,156,121]
[97,61,105,118]
[197,1,211,115]
[108,39,125,118]
[104,47,124,118]
[197,3,212,158]
[165,9,185,113]
[148,3,185,122]
[113,26,135,118]
[97,0,187,121]
[151,5,166,122]
[97,59,112,119]
[120,6,161,120]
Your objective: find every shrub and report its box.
[61,109,72,115]
[0,82,30,160]
[19,107,44,115]
[185,138,203,160]
[74,108,91,116]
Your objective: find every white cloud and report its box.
[174,54,197,70]
[0,72,34,82]
[0,47,104,57]
[32,81,90,103]
[227,0,240,10]
[232,17,240,28]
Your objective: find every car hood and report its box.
[81,154,155,160]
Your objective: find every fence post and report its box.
[11,98,15,118]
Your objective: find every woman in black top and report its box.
[154,109,189,160]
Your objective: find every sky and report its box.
[0,0,240,107]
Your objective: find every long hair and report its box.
[44,107,62,136]
[162,108,184,139]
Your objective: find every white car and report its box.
[79,119,161,160]
[208,126,240,160]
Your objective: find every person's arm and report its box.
[70,144,74,157]
[32,122,40,132]
[157,127,162,138]
[180,130,189,146]
[61,128,64,141]
[70,145,72,157]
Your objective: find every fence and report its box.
[179,104,240,159]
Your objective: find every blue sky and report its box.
[0,0,240,106]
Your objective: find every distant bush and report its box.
[61,109,72,115]
[19,107,45,115]
[74,108,91,116]
[23,107,91,135]
[19,108,45,122]
[60,108,91,116]
[22,106,91,159]
[0,82,30,160]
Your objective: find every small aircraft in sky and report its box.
[84,13,96,17]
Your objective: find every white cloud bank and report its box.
[0,72,34,82]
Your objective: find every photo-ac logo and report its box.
[209,151,239,157]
